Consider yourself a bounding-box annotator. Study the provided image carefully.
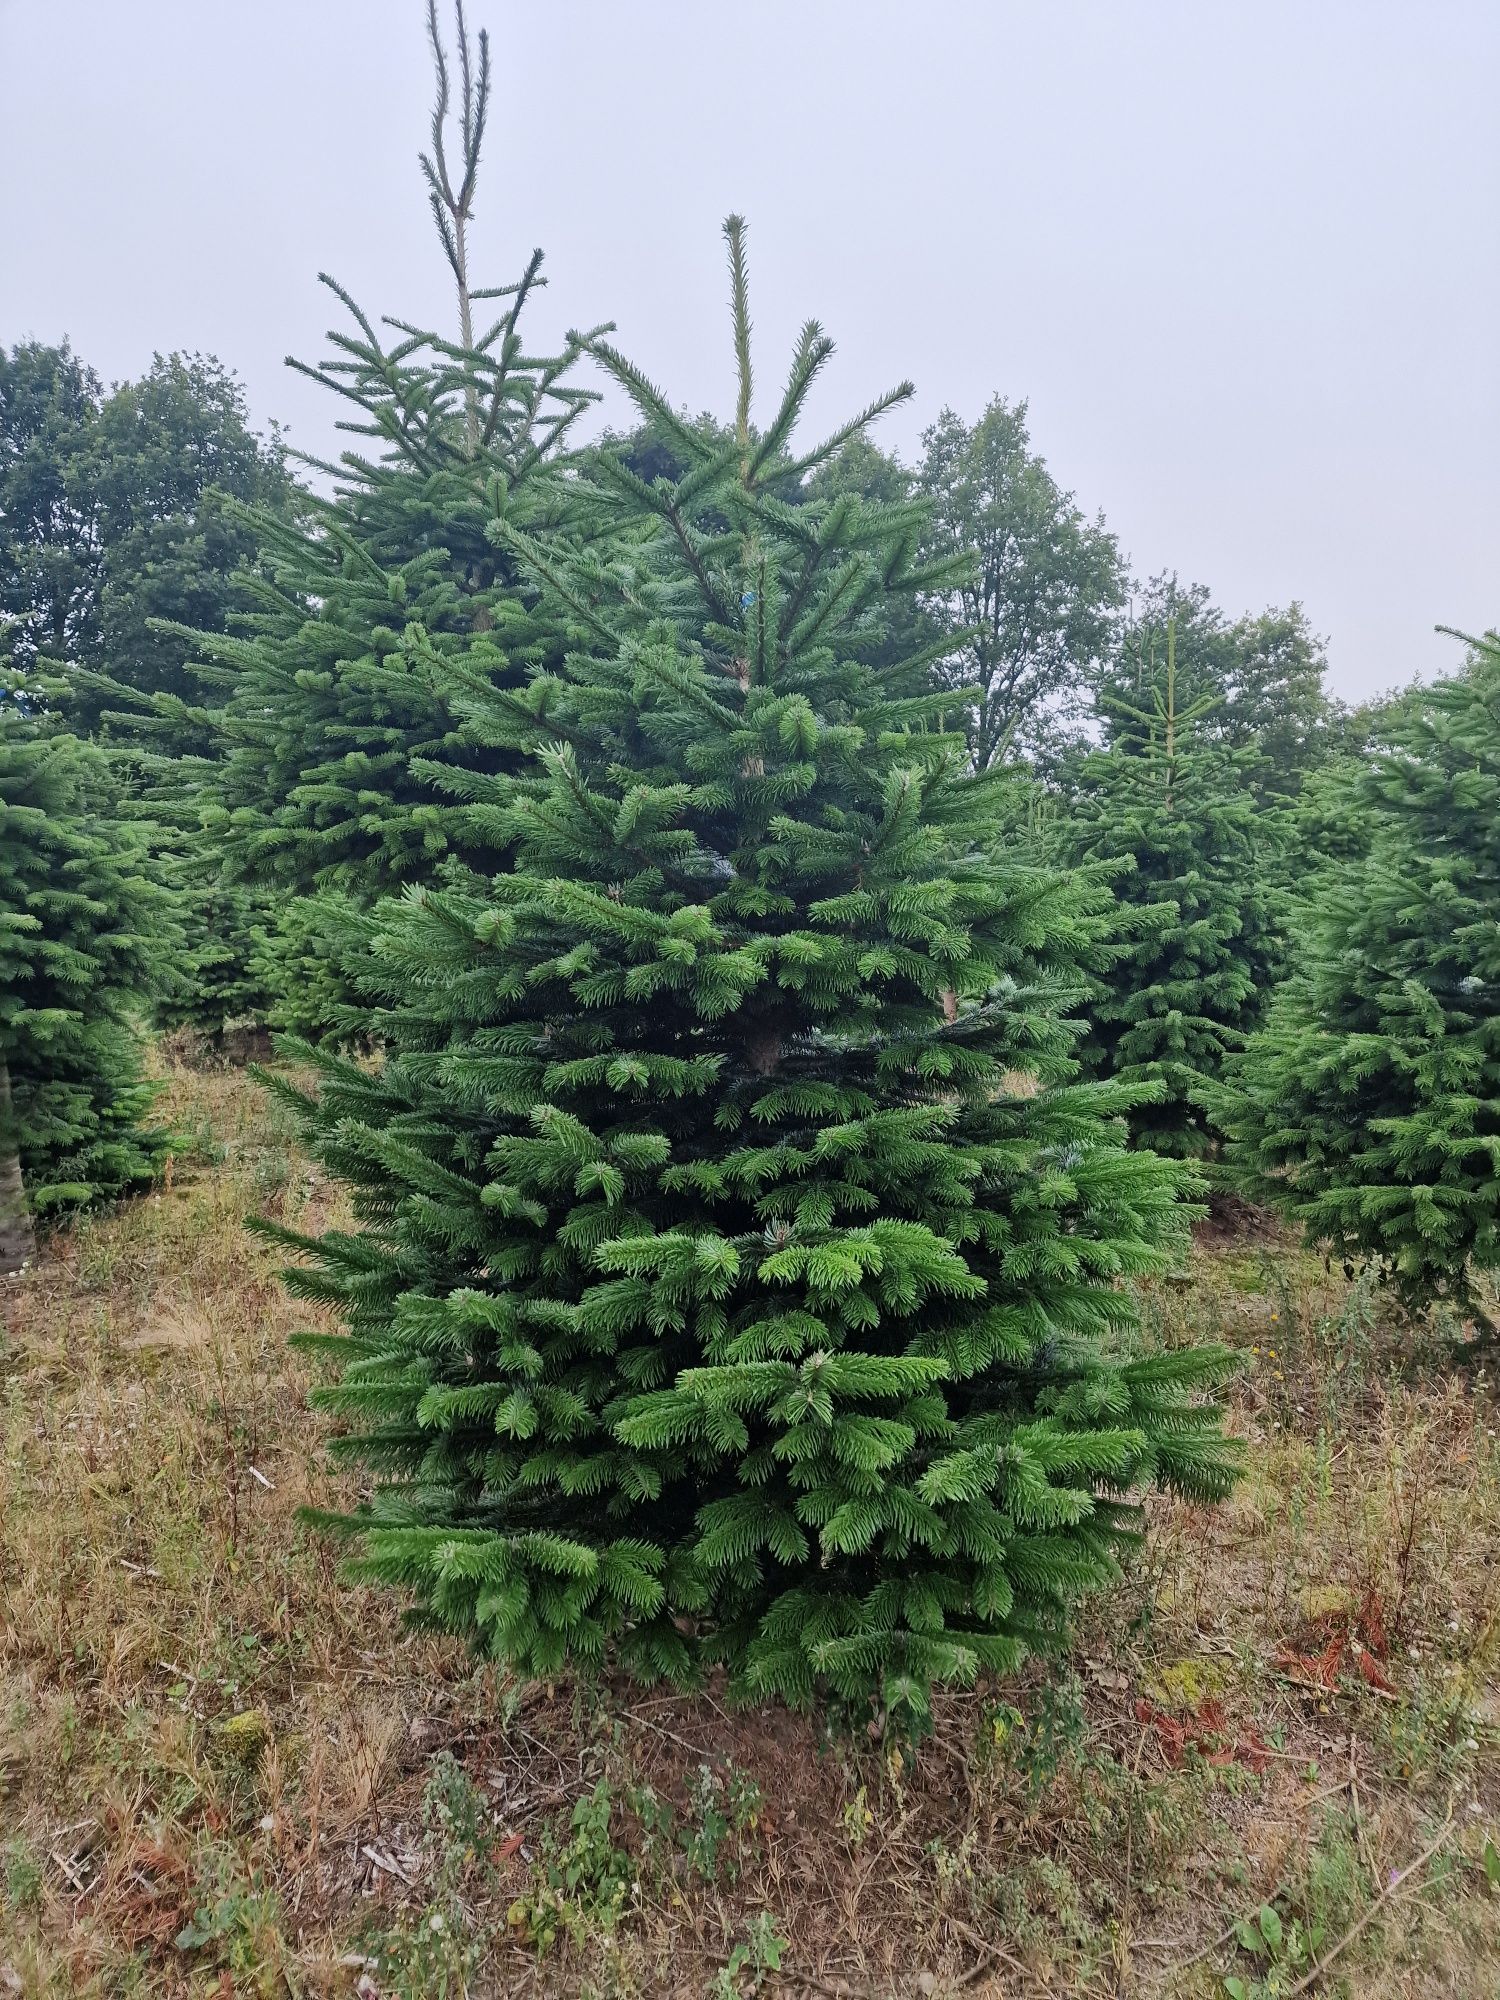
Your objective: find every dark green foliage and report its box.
[1096,576,1349,804]
[917,398,1125,770]
[82,353,294,731]
[0,671,169,1217]
[1065,634,1283,1156]
[272,222,1238,1726]
[0,343,291,726]
[0,340,296,1038]
[0,342,104,675]
[248,891,378,1044]
[1217,632,1500,1318]
[166,6,605,1039]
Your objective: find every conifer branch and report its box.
[575,336,720,467]
[748,321,836,483]
[489,521,627,648]
[420,0,492,452]
[724,215,754,465]
[783,382,918,483]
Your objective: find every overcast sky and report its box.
[3,0,1495,700]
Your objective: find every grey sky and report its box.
[3,0,1495,700]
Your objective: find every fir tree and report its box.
[269,221,1239,1726]
[182,1,602,1030]
[1091,577,1345,803]
[1064,628,1283,1156]
[2,343,294,1040]
[0,664,169,1268]
[1217,631,1500,1322]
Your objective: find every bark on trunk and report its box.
[0,1058,35,1275]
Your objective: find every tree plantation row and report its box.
[1,1,1495,1729]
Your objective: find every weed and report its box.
[1219,1896,1324,1998]
[423,1751,496,1892]
[368,1902,488,2000]
[998,1667,1088,1798]
[2,1839,42,1912]
[360,1755,505,1995]
[250,1145,295,1207]
[1378,1664,1482,1787]
[840,1781,875,1849]
[508,1781,637,1954]
[173,1853,288,1994]
[678,1763,763,1885]
[713,1912,788,1996]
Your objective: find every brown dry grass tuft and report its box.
[2,1059,1498,1997]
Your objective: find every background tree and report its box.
[0,661,169,1267]
[917,397,1124,770]
[1216,631,1500,1324]
[1096,575,1347,803]
[1,341,296,1039]
[269,220,1238,1727]
[0,342,291,725]
[0,341,103,676]
[86,353,293,731]
[87,355,295,1038]
[1064,630,1283,1156]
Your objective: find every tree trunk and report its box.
[0,1058,35,1275]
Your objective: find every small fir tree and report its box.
[1092,577,1345,803]
[1064,629,1283,1156]
[0,666,169,1267]
[269,221,1239,1725]
[1217,631,1500,1322]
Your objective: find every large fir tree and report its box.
[0,664,169,1267]
[269,222,1238,1725]
[182,2,602,1036]
[1064,630,1283,1156]
[1217,631,1500,1322]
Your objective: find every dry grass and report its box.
[2,1058,1498,1998]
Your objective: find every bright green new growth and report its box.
[1218,631,1500,1320]
[0,669,168,1244]
[270,223,1239,1725]
[1065,628,1283,1156]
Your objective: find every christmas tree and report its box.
[2,342,296,1041]
[186,1,601,1028]
[267,221,1239,1725]
[1064,628,1283,1156]
[1090,577,1345,804]
[0,665,169,1268]
[1217,631,1500,1323]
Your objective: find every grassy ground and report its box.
[2,1058,1498,1999]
